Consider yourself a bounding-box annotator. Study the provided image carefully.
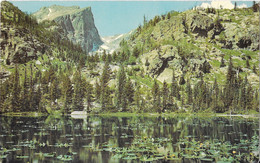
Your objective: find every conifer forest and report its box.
[0,1,259,162]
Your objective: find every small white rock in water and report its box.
[71,111,87,119]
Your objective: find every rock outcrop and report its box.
[0,27,47,64]
[34,5,103,52]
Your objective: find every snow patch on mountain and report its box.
[92,30,134,55]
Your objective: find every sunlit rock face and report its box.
[34,5,103,52]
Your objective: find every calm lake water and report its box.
[0,115,259,162]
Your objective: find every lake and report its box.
[0,115,259,162]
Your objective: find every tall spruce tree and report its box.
[10,65,20,112]
[62,75,73,113]
[21,67,29,111]
[116,65,127,110]
[185,79,193,104]
[35,76,43,112]
[239,75,247,111]
[50,76,59,104]
[95,79,101,102]
[170,70,180,100]
[152,79,161,113]
[224,57,235,109]
[72,70,85,111]
[246,82,253,111]
[212,78,219,112]
[162,80,168,112]
[134,83,141,110]
[125,78,135,108]
[100,61,111,110]
[85,81,94,112]
[28,64,35,111]
[0,79,6,112]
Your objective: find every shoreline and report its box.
[1,111,259,118]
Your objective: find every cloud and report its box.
[199,0,247,9]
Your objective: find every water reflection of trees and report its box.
[0,115,258,162]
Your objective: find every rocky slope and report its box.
[33,5,103,52]
[0,1,86,78]
[0,1,50,66]
[121,8,259,85]
[1,26,48,65]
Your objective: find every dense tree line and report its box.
[0,56,258,114]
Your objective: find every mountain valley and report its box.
[0,1,259,115]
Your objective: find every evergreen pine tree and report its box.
[10,65,20,112]
[50,76,59,104]
[62,75,73,113]
[252,1,259,12]
[95,79,101,102]
[143,15,147,27]
[102,50,107,62]
[162,80,168,112]
[253,64,257,74]
[35,76,43,112]
[220,56,226,67]
[226,57,234,83]
[72,71,85,111]
[185,79,193,104]
[107,54,112,63]
[28,64,35,110]
[152,79,161,113]
[134,83,141,111]
[116,65,127,110]
[246,83,253,111]
[0,79,6,112]
[239,75,247,111]
[253,90,259,111]
[100,61,111,110]
[132,46,140,58]
[85,81,94,112]
[246,59,250,69]
[125,78,135,107]
[212,78,220,112]
[112,51,118,62]
[170,70,180,100]
[224,57,235,109]
[234,2,237,10]
[21,67,29,111]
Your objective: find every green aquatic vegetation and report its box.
[54,143,70,148]
[43,152,57,158]
[0,116,259,162]
[0,154,8,159]
[57,154,73,161]
[95,134,259,162]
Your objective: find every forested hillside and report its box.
[0,1,259,115]
[0,1,89,114]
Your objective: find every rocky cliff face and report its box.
[34,5,103,52]
[124,8,259,84]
